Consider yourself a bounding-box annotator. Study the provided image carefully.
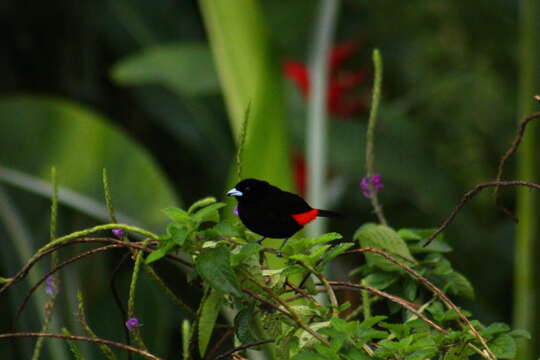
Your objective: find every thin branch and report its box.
[242,272,329,345]
[216,339,274,360]
[422,181,540,247]
[15,244,126,324]
[494,111,540,221]
[328,282,445,334]
[204,328,234,360]
[343,248,496,360]
[285,280,324,310]
[1,237,192,297]
[0,333,161,360]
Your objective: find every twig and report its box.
[15,244,127,323]
[204,329,234,360]
[423,180,540,247]
[0,333,161,360]
[285,280,324,310]
[343,248,496,360]
[242,272,329,345]
[1,237,192,297]
[328,281,445,334]
[494,111,540,221]
[215,339,274,360]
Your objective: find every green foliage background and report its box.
[1,0,538,358]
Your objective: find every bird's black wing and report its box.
[266,186,312,215]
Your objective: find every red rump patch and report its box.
[291,209,319,225]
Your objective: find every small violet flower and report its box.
[233,205,239,217]
[125,317,142,332]
[44,275,58,296]
[360,174,384,198]
[112,228,124,239]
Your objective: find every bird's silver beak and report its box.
[227,188,243,197]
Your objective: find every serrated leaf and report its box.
[313,232,343,245]
[231,242,263,266]
[397,228,424,241]
[363,272,399,290]
[198,289,223,357]
[195,246,242,296]
[234,308,259,344]
[481,323,510,337]
[167,223,190,246]
[403,278,418,300]
[446,271,475,299]
[290,245,331,267]
[145,241,174,264]
[409,238,453,253]
[490,334,516,359]
[318,243,354,270]
[507,329,531,340]
[162,207,190,222]
[360,315,388,328]
[213,219,239,237]
[354,224,416,271]
[188,197,217,214]
[193,202,226,223]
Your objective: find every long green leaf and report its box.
[198,289,223,357]
[0,95,180,230]
[198,0,293,190]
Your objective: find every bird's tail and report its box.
[317,209,342,218]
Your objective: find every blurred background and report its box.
[0,0,538,359]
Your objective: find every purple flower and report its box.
[112,228,124,239]
[359,174,384,198]
[125,317,142,332]
[233,206,239,217]
[45,275,58,296]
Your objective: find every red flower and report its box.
[283,41,369,118]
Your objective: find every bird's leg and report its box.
[279,238,290,250]
[256,236,266,244]
[275,238,290,258]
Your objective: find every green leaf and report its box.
[403,278,418,300]
[162,207,190,222]
[145,241,175,264]
[212,219,239,237]
[111,43,220,96]
[481,323,511,337]
[446,271,475,299]
[363,272,399,290]
[318,243,354,270]
[234,308,259,344]
[195,246,242,296]
[290,245,331,268]
[354,223,416,271]
[490,334,516,359]
[193,202,226,223]
[198,289,223,357]
[0,96,181,230]
[188,197,217,214]
[231,242,263,266]
[507,329,531,340]
[168,224,190,246]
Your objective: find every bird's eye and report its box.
[244,187,250,191]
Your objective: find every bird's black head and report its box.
[227,178,272,202]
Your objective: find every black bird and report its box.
[227,178,340,248]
